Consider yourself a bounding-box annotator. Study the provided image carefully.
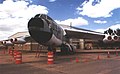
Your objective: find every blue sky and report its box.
[29,0,120,30]
[0,0,120,40]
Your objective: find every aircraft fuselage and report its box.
[28,14,64,46]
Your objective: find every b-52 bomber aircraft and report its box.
[1,14,119,53]
[27,14,120,53]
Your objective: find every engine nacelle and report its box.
[10,37,26,44]
[112,35,119,41]
[1,41,13,46]
[1,41,6,44]
[103,34,112,42]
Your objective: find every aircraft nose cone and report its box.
[28,18,52,45]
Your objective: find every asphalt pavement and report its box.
[1,50,120,74]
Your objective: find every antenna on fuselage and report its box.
[70,22,72,29]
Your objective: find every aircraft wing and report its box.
[64,26,105,40]
[24,36,34,42]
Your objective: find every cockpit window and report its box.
[34,14,55,22]
[34,14,41,18]
[41,14,47,19]
[41,14,54,21]
[47,16,54,21]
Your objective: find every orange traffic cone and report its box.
[76,58,79,63]
[70,58,72,62]
[116,52,118,56]
[97,54,100,60]
[107,51,110,58]
[3,50,5,54]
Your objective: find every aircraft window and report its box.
[41,15,54,21]
[47,16,54,21]
[34,14,41,18]
[52,24,55,30]
[41,14,47,19]
[54,24,57,31]
[34,14,54,22]
[58,27,61,33]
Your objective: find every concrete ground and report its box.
[1,49,120,74]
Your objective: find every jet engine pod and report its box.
[1,41,6,45]
[2,41,13,46]
[112,35,119,41]
[103,35,112,42]
[10,38,26,44]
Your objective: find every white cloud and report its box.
[95,28,106,33]
[77,0,120,18]
[55,17,88,26]
[0,0,48,40]
[94,20,107,24]
[95,24,120,33]
[109,24,120,30]
[49,0,56,2]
